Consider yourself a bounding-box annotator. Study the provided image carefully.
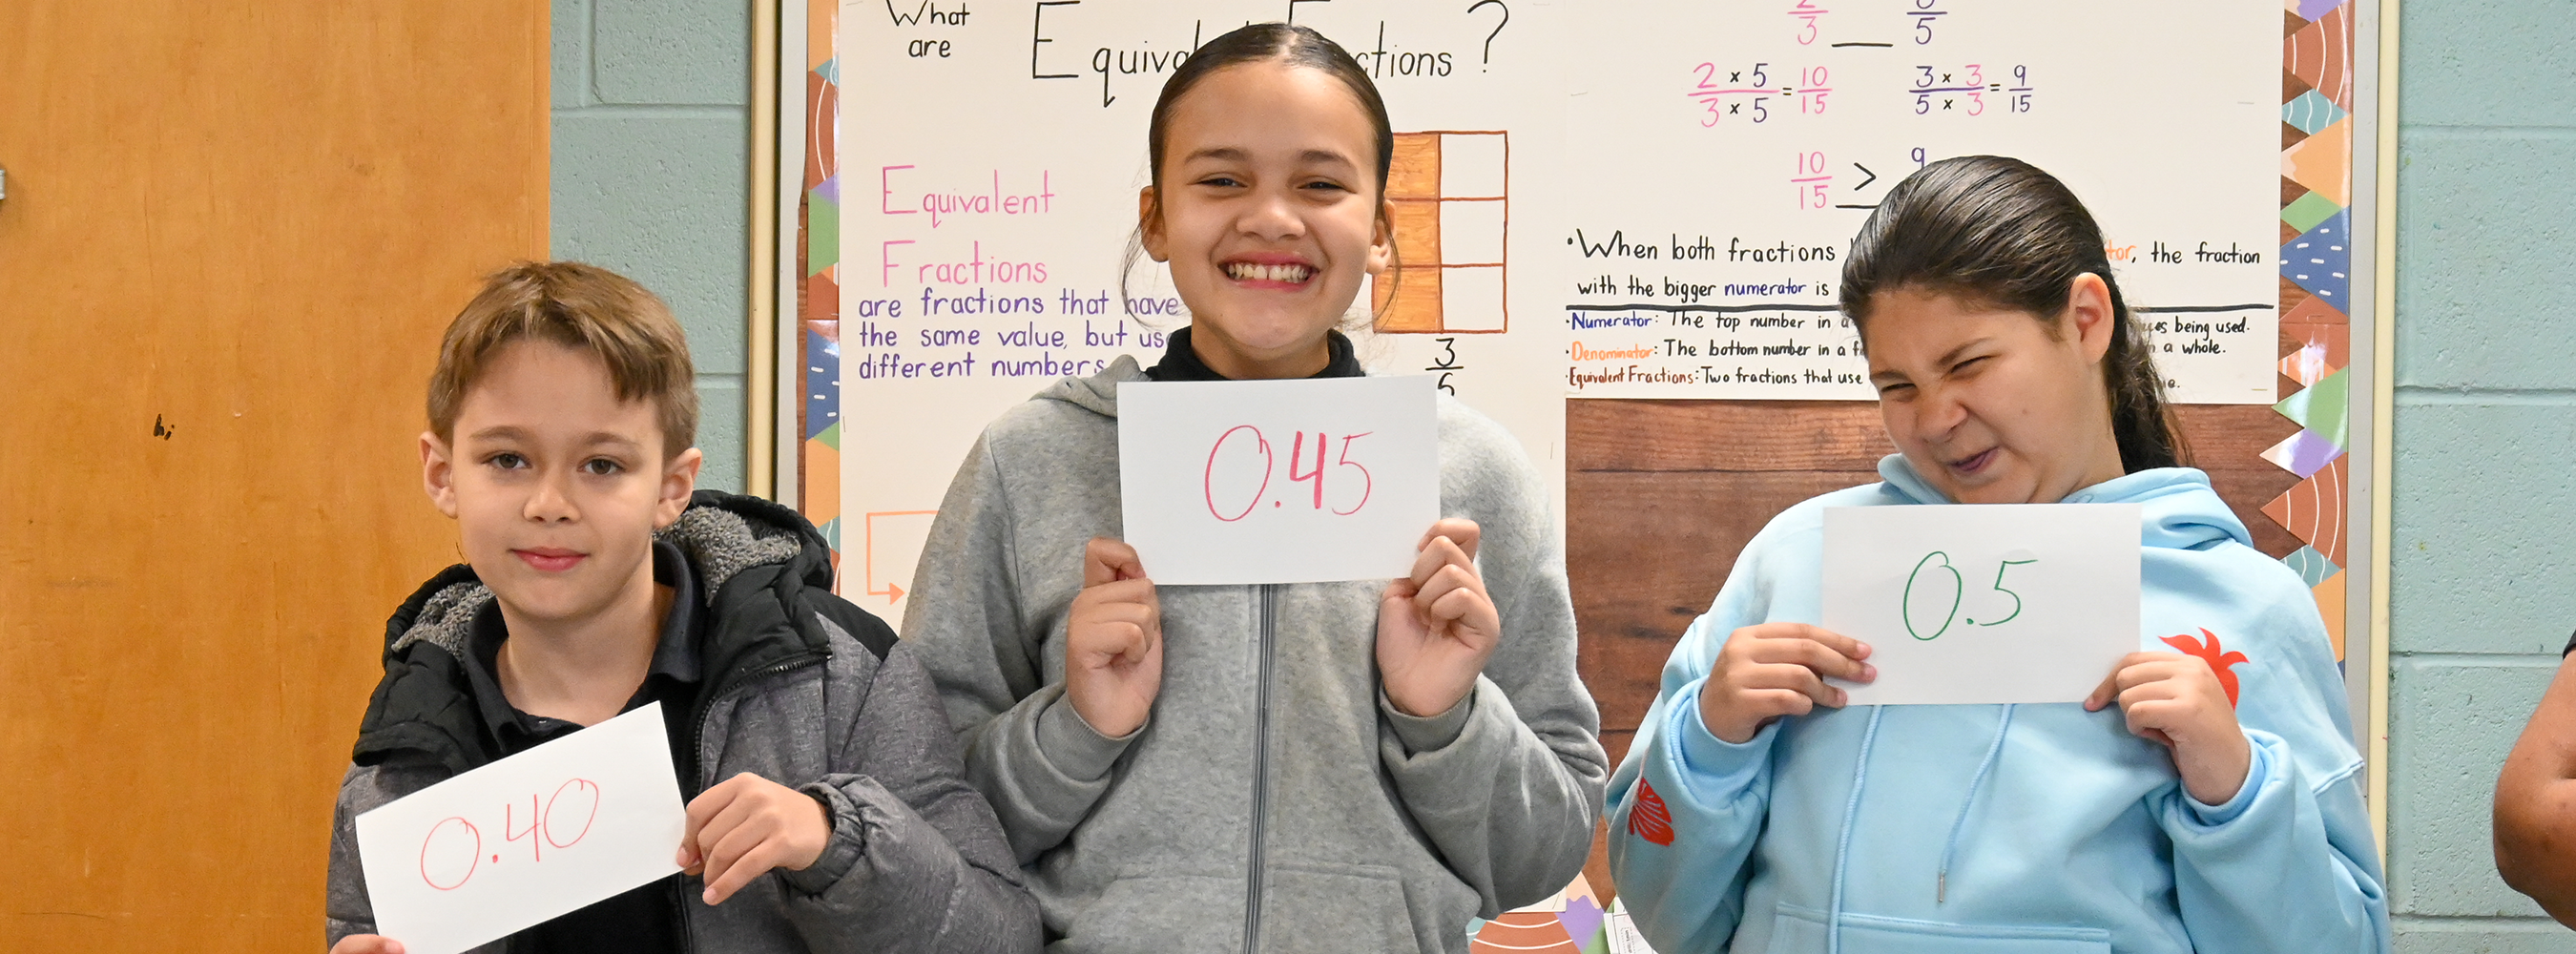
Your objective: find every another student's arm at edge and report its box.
[325,761,508,954]
[2493,640,2576,927]
[1605,565,1779,954]
[1374,412,1610,916]
[772,613,1042,954]
[902,431,1127,865]
[2157,591,2389,954]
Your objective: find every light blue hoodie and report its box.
[1606,456,2388,954]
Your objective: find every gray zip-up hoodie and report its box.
[326,491,1040,953]
[904,357,1609,954]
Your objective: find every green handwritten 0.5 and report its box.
[1901,552,2037,641]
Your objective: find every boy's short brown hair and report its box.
[427,261,698,456]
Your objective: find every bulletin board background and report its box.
[1570,0,2379,778]
[765,0,2386,925]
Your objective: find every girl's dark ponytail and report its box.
[1839,156,2189,472]
[2100,282,2187,472]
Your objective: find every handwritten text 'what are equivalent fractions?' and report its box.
[354,703,688,954]
[1118,377,1441,587]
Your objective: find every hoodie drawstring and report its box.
[1827,707,1885,954]
[1937,704,2017,903]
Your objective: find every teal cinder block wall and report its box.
[2389,1,2576,950]
[551,0,750,493]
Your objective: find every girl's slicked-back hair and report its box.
[1839,155,2189,472]
[1121,22,1398,320]
[1148,22,1394,203]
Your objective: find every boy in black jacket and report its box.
[325,262,1035,954]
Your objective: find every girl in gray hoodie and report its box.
[903,22,1608,954]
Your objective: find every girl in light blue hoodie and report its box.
[1606,156,2389,954]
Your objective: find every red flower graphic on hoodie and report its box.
[2161,628,2250,706]
[1629,778,1675,846]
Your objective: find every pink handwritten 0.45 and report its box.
[419,778,604,891]
[1117,376,1437,586]
[1202,427,1376,521]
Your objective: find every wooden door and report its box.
[0,4,546,948]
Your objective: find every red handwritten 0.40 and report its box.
[1202,426,1377,522]
[417,778,603,891]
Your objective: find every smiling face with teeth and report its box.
[1862,280,2129,505]
[1140,59,1394,380]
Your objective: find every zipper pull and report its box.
[1937,871,1947,904]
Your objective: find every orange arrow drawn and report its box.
[863,510,939,605]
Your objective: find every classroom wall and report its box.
[551,0,751,493]
[2387,1,2576,950]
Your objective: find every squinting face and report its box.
[1143,60,1392,379]
[423,340,699,626]
[1862,284,2125,504]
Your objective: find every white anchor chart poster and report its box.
[1553,0,2283,403]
